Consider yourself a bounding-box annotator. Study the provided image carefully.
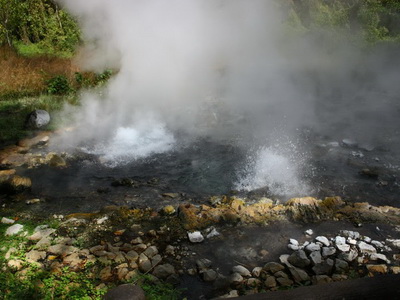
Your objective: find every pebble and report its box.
[305,243,321,253]
[188,231,204,243]
[289,238,299,246]
[304,229,314,236]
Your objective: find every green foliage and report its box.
[0,0,80,57]
[46,75,72,95]
[128,274,184,300]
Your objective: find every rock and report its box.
[370,240,384,249]
[220,290,239,298]
[342,138,357,147]
[276,277,294,286]
[288,250,311,268]
[288,244,299,251]
[25,110,50,129]
[252,267,263,277]
[162,205,176,215]
[335,259,349,273]
[304,229,314,236]
[385,239,400,250]
[312,275,332,285]
[332,274,348,281]
[1,217,15,224]
[206,227,220,239]
[151,254,162,267]
[5,247,17,259]
[340,230,360,240]
[305,243,321,253]
[229,272,244,284]
[26,198,41,205]
[28,227,55,241]
[370,253,390,264]
[202,269,218,282]
[339,248,358,262]
[366,264,388,275]
[7,259,24,270]
[26,250,46,262]
[312,258,334,275]
[347,238,357,245]
[99,266,113,281]
[274,271,289,279]
[143,246,158,258]
[130,237,143,245]
[188,231,204,243]
[152,264,176,279]
[232,265,251,277]
[289,267,310,283]
[196,258,212,271]
[322,247,336,257]
[6,176,32,193]
[46,153,66,167]
[246,278,261,288]
[47,244,77,256]
[264,262,285,273]
[5,224,24,236]
[391,266,400,274]
[265,276,277,288]
[358,241,377,254]
[103,284,145,300]
[310,251,322,265]
[315,236,330,247]
[289,238,299,246]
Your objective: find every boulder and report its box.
[288,250,311,268]
[232,265,251,277]
[152,264,176,279]
[25,110,50,129]
[5,224,24,236]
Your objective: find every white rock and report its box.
[322,247,336,257]
[335,236,346,245]
[386,239,400,249]
[315,236,330,247]
[305,243,321,253]
[358,241,377,254]
[340,231,360,240]
[340,248,358,262]
[232,265,251,277]
[5,224,24,236]
[206,228,220,239]
[289,239,299,246]
[252,267,263,277]
[96,216,108,225]
[347,238,357,245]
[188,231,204,243]
[1,217,15,224]
[304,229,314,236]
[288,244,299,251]
[371,240,384,249]
[336,244,350,252]
[370,253,390,264]
[363,236,372,243]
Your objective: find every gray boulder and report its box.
[25,110,50,129]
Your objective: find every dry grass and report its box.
[0,46,80,99]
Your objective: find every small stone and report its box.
[358,241,377,254]
[162,205,176,215]
[347,238,357,245]
[310,251,322,265]
[246,278,261,288]
[130,237,143,244]
[366,264,388,275]
[151,254,162,267]
[220,290,239,298]
[339,248,358,262]
[252,267,263,277]
[265,276,277,288]
[335,259,349,273]
[229,272,244,284]
[340,230,360,240]
[264,262,285,273]
[363,236,372,243]
[390,266,400,274]
[305,243,321,253]
[99,266,113,282]
[1,217,15,224]
[322,247,336,257]
[232,265,251,277]
[370,253,390,264]
[371,240,384,249]
[336,243,350,252]
[96,216,108,224]
[202,269,218,282]
[152,264,176,279]
[5,224,23,236]
[304,229,314,236]
[315,236,330,247]
[7,259,23,270]
[26,250,46,262]
[196,258,212,271]
[133,244,147,252]
[276,277,294,286]
[288,250,311,268]
[288,244,299,251]
[274,271,289,279]
[289,238,299,246]
[188,231,204,243]
[143,246,158,258]
[206,227,220,239]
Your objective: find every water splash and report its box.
[234,144,311,198]
[81,122,175,167]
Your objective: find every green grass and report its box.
[13,41,75,59]
[0,94,79,144]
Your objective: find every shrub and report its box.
[46,75,72,95]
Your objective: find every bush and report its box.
[46,75,72,95]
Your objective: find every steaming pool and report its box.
[11,124,400,216]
